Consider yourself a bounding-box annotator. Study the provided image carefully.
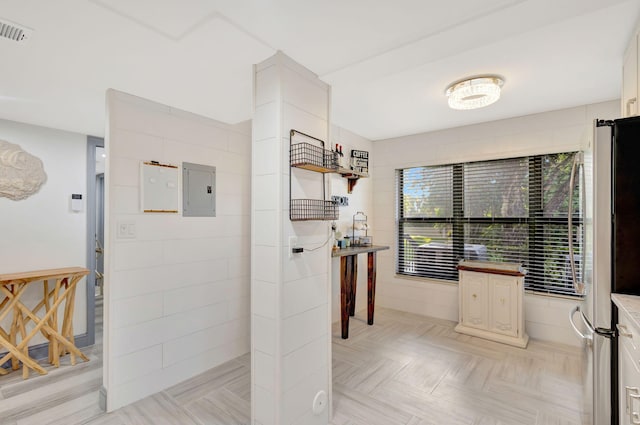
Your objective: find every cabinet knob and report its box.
[472,293,477,299]
[618,324,633,338]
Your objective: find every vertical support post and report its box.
[367,252,377,325]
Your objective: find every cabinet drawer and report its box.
[618,311,640,362]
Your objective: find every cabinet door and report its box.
[460,272,488,330]
[622,33,639,117]
[488,274,518,337]
[619,316,640,425]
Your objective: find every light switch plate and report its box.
[117,220,136,239]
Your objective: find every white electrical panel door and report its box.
[183,162,216,217]
[141,162,179,213]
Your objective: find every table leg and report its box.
[349,256,357,317]
[340,256,356,339]
[367,252,377,326]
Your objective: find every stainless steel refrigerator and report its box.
[570,116,640,425]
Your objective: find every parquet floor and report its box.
[0,306,586,425]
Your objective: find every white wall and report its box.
[104,90,250,410]
[329,126,374,323]
[372,100,619,347]
[252,52,332,425]
[0,118,87,347]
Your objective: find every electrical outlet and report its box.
[289,236,299,259]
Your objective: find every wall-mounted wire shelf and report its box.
[289,129,338,221]
[290,199,338,221]
[291,142,338,173]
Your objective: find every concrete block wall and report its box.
[371,100,619,346]
[252,52,332,425]
[104,90,251,410]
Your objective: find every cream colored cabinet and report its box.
[622,32,639,118]
[618,308,640,425]
[456,262,528,348]
[489,274,519,337]
[460,270,489,329]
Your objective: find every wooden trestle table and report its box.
[0,267,90,379]
[332,245,389,339]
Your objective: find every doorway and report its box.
[86,136,104,346]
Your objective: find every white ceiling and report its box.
[0,0,638,140]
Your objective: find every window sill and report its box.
[394,273,583,300]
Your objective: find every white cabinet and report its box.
[455,262,528,348]
[622,24,640,117]
[618,308,640,425]
[622,33,639,117]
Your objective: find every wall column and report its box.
[251,52,332,425]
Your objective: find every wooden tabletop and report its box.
[331,245,389,257]
[0,267,89,284]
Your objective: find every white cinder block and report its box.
[162,139,213,166]
[164,302,229,340]
[228,295,250,320]
[112,293,163,329]
[216,193,248,216]
[282,67,328,120]
[110,128,164,159]
[163,259,229,291]
[254,350,276,391]
[255,211,278,246]
[162,237,240,264]
[228,129,251,155]
[254,246,279,283]
[253,280,277,319]
[253,315,277,356]
[111,185,139,214]
[255,65,280,107]
[110,317,167,357]
[111,266,172,300]
[282,367,328,425]
[163,317,249,367]
[111,156,140,187]
[163,281,230,316]
[283,274,327,319]
[254,102,280,142]
[282,305,327,355]
[283,247,327,283]
[228,255,249,279]
[253,138,282,176]
[254,385,276,425]
[112,240,164,271]
[254,174,280,211]
[112,344,162,386]
[283,336,327,391]
[282,103,327,142]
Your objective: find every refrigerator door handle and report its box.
[569,306,593,342]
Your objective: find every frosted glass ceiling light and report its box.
[445,76,504,110]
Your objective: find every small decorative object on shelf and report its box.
[351,211,371,246]
[350,149,369,175]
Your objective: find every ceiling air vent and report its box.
[0,18,33,43]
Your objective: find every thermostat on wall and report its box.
[71,194,83,212]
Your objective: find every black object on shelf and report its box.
[289,129,339,221]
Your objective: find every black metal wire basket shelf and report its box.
[290,142,338,173]
[290,199,338,221]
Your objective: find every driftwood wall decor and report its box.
[0,140,47,201]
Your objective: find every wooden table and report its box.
[332,245,389,339]
[0,267,90,378]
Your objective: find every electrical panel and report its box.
[182,162,216,217]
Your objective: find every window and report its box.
[397,152,582,296]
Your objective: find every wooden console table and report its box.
[332,245,389,339]
[0,267,90,378]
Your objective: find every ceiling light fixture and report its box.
[445,76,504,110]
